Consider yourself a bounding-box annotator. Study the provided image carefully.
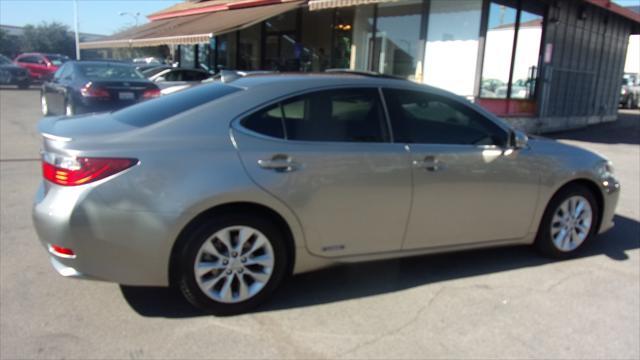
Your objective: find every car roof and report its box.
[71,60,134,67]
[231,72,410,89]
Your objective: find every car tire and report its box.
[65,98,75,116]
[535,184,599,259]
[176,213,289,315]
[41,93,50,116]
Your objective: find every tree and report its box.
[0,28,21,58]
[20,22,76,58]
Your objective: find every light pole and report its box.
[73,0,80,60]
[119,12,141,27]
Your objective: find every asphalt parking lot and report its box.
[1,87,638,359]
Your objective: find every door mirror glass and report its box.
[512,130,529,149]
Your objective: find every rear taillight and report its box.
[80,82,110,98]
[142,88,161,99]
[42,153,137,186]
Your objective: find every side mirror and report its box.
[511,130,529,149]
[154,76,166,82]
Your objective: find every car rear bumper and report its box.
[32,182,175,286]
[76,98,141,114]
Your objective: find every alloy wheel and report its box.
[550,195,593,252]
[194,225,275,304]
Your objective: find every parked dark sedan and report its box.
[0,54,30,88]
[41,61,161,116]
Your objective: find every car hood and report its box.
[527,135,607,163]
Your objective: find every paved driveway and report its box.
[1,88,638,359]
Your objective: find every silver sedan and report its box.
[32,73,620,315]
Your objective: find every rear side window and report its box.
[113,83,241,127]
[17,56,40,64]
[241,88,388,143]
[184,70,209,81]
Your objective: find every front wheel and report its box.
[176,214,289,315]
[535,185,599,258]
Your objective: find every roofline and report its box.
[584,0,640,25]
[148,0,292,21]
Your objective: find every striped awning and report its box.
[308,0,397,11]
[80,0,303,49]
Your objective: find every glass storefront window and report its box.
[216,32,237,71]
[351,5,375,71]
[197,43,211,71]
[264,10,300,71]
[332,7,354,69]
[238,24,262,70]
[265,10,298,33]
[374,0,423,79]
[509,11,543,99]
[480,2,518,98]
[424,0,483,96]
[180,45,196,68]
[301,8,334,72]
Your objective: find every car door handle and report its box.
[258,155,300,173]
[413,156,444,172]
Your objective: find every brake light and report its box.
[42,153,137,186]
[142,88,161,99]
[81,82,110,98]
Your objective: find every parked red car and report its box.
[14,53,69,81]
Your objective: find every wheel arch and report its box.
[546,178,605,232]
[168,201,296,287]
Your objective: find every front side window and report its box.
[384,89,507,146]
[241,88,388,143]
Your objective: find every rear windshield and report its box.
[78,63,144,81]
[113,82,242,127]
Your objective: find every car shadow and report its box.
[120,214,639,318]
[546,110,639,145]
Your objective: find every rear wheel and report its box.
[176,213,288,315]
[535,184,599,258]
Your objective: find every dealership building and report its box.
[81,0,640,132]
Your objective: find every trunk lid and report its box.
[38,113,135,141]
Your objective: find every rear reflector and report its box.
[142,88,161,99]
[48,244,76,258]
[42,154,137,186]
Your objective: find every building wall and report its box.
[537,0,633,131]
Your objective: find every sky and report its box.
[0,0,638,36]
[0,0,182,35]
